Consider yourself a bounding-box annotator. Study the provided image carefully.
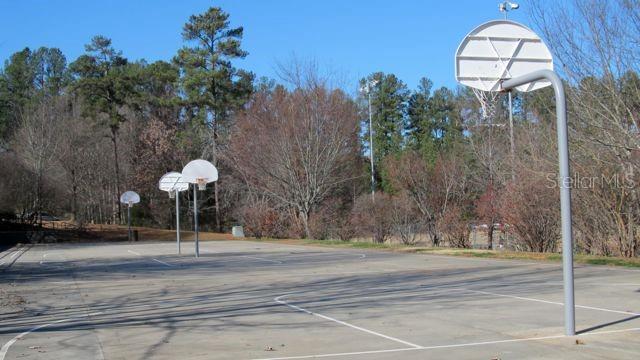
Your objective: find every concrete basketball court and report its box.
[1,240,639,359]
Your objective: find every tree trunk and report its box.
[210,106,222,232]
[214,181,221,232]
[487,225,494,250]
[36,169,43,227]
[427,220,439,247]
[300,209,311,239]
[71,168,78,222]
[627,203,635,257]
[111,126,122,224]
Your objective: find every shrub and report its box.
[308,199,354,240]
[389,192,421,245]
[438,205,470,248]
[499,177,559,252]
[239,199,286,238]
[350,193,393,243]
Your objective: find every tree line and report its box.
[1,1,638,257]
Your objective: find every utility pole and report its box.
[499,2,519,181]
[508,91,516,181]
[360,79,379,201]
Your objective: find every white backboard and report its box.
[455,20,553,92]
[181,159,218,184]
[159,172,189,193]
[120,191,140,205]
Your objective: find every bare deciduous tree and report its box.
[229,73,360,238]
[384,151,469,246]
[531,0,640,256]
[13,96,64,222]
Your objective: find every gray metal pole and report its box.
[176,191,180,255]
[193,186,199,258]
[508,91,516,182]
[127,205,131,241]
[501,69,575,336]
[368,90,375,201]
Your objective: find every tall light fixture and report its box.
[499,1,520,180]
[359,79,379,201]
[499,2,519,19]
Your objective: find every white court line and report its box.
[285,252,367,259]
[201,250,365,264]
[464,289,640,316]
[253,347,418,360]
[242,255,283,264]
[0,312,102,360]
[153,258,175,267]
[1,246,28,270]
[253,327,640,360]
[263,286,640,360]
[127,250,174,267]
[274,295,422,349]
[421,253,546,267]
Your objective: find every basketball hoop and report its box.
[196,178,207,191]
[182,159,217,191]
[455,19,576,337]
[181,159,219,258]
[120,191,140,207]
[158,172,189,255]
[455,19,554,123]
[471,87,501,121]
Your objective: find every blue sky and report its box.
[0,0,532,92]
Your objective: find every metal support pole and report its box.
[368,90,376,201]
[508,91,516,181]
[176,191,181,254]
[193,186,199,258]
[127,205,132,241]
[501,69,575,336]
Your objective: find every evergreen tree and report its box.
[361,72,408,192]
[70,35,139,222]
[0,47,69,141]
[31,47,69,96]
[136,60,181,121]
[408,84,463,163]
[0,48,35,140]
[406,77,435,159]
[174,7,254,231]
[428,87,463,151]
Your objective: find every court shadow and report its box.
[577,314,640,334]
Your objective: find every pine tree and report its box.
[407,77,435,160]
[70,36,138,223]
[406,79,464,165]
[361,72,408,192]
[0,48,35,140]
[174,7,254,231]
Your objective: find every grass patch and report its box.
[416,248,640,268]
[580,256,640,268]
[259,238,640,269]
[62,223,640,269]
[302,239,398,249]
